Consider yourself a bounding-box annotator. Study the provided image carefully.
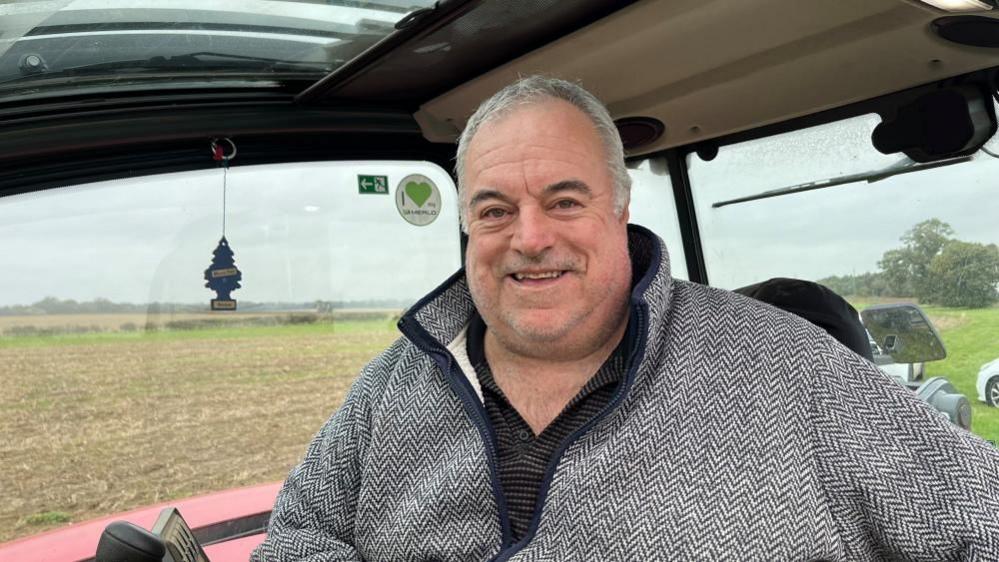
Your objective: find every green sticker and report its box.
[405,181,433,207]
[396,174,441,227]
[358,175,388,194]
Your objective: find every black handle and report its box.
[96,521,166,562]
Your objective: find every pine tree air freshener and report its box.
[204,138,242,311]
[205,236,241,310]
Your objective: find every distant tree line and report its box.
[819,218,999,308]
[0,297,152,316]
[0,297,412,316]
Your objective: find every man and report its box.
[253,76,999,561]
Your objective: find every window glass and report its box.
[0,161,461,542]
[0,1,436,101]
[627,156,688,280]
[687,106,999,444]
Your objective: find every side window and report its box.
[627,156,688,280]
[0,161,460,541]
[685,107,999,443]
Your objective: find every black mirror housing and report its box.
[872,84,997,163]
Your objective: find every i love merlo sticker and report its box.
[396,174,441,226]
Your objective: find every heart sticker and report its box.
[396,174,441,226]
[405,182,433,207]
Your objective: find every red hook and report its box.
[210,138,237,163]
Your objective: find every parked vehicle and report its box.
[979,358,999,407]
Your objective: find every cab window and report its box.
[686,105,999,444]
[0,161,460,541]
[627,155,689,280]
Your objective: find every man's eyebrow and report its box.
[468,189,512,209]
[544,179,592,197]
[467,180,592,209]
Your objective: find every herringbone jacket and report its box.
[252,226,999,561]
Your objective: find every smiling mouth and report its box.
[511,271,566,282]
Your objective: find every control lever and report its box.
[96,521,165,562]
[96,508,209,562]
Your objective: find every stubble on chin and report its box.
[466,280,569,358]
[498,308,579,355]
[493,300,630,361]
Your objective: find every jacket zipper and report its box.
[396,317,514,549]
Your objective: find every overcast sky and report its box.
[2,112,998,307]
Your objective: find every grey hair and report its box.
[454,75,631,232]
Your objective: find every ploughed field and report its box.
[0,314,399,543]
[2,304,998,544]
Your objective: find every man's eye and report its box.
[555,199,579,209]
[482,208,508,219]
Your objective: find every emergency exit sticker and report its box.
[358,175,389,194]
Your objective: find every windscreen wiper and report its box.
[711,154,973,209]
[0,52,331,86]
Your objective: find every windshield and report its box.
[0,0,434,100]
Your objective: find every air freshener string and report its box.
[210,138,237,237]
[222,162,227,238]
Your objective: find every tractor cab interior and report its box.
[2,1,999,560]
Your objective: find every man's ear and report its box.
[620,204,630,225]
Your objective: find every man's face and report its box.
[463,99,632,359]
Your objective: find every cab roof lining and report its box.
[300,0,643,107]
[0,0,644,184]
[415,0,999,156]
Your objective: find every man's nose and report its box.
[511,206,556,257]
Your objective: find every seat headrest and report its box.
[734,277,873,361]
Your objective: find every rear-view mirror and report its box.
[861,303,947,364]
